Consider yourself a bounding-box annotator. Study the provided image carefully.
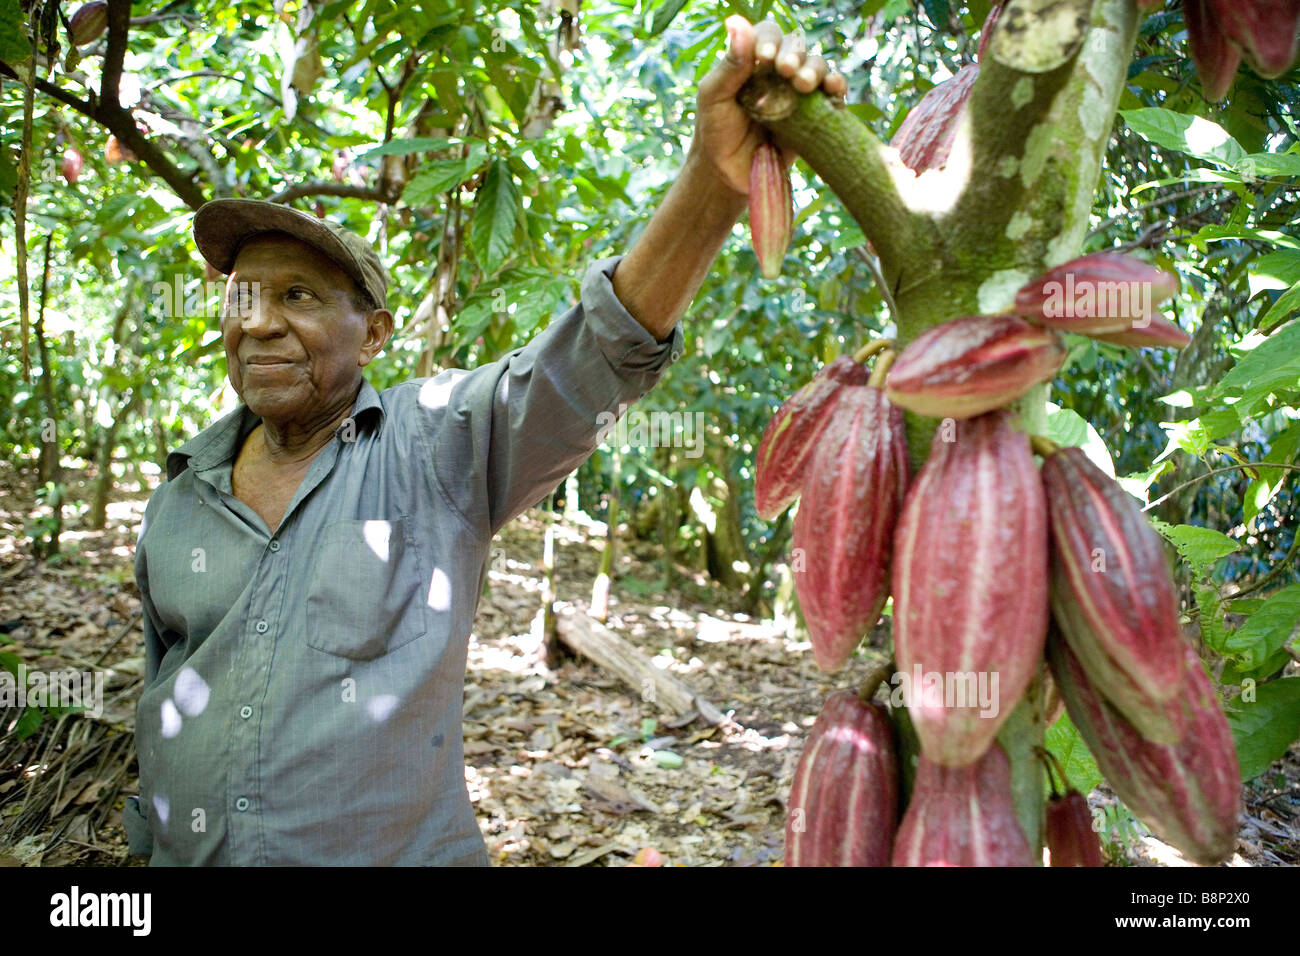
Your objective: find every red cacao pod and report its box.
[1185,0,1242,101]
[755,355,868,521]
[1211,0,1300,79]
[1048,634,1242,865]
[976,4,1003,62]
[749,142,792,279]
[1046,791,1105,866]
[892,743,1034,866]
[884,315,1066,421]
[1013,252,1179,335]
[785,691,900,866]
[891,411,1049,766]
[69,1,108,47]
[61,147,82,184]
[793,384,909,672]
[1090,312,1191,349]
[1042,447,1189,743]
[891,63,979,174]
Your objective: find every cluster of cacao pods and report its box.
[767,249,1240,866]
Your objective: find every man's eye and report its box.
[287,287,313,301]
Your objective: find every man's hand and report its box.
[691,17,848,197]
[611,17,846,340]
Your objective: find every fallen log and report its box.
[553,610,726,725]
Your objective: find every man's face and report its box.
[222,233,391,427]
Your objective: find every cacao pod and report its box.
[792,383,909,672]
[1013,252,1179,335]
[1042,446,1189,743]
[105,135,135,164]
[891,63,979,174]
[785,691,899,866]
[749,142,792,279]
[891,411,1049,766]
[1185,0,1242,101]
[755,355,868,521]
[892,743,1034,866]
[884,315,1066,421]
[1211,0,1300,78]
[61,147,82,185]
[1048,634,1242,866]
[69,1,108,47]
[976,3,1003,62]
[1046,791,1105,867]
[1090,313,1191,350]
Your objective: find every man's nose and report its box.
[234,286,283,337]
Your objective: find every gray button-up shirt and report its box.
[126,256,683,865]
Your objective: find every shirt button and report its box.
[240,705,253,719]
[236,797,250,812]
[269,540,280,552]
[255,620,269,634]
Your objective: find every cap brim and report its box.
[193,199,368,294]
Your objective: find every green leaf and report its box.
[403,159,479,206]
[1121,108,1245,167]
[1248,249,1300,297]
[1259,280,1300,330]
[1222,584,1300,670]
[470,159,520,277]
[650,0,691,35]
[13,705,42,740]
[1046,712,1104,795]
[1225,678,1300,781]
[1237,151,1300,179]
[0,0,30,63]
[1215,321,1300,416]
[1044,405,1089,448]
[362,137,465,158]
[1151,522,1238,576]
[652,750,684,769]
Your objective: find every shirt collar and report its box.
[166,377,385,481]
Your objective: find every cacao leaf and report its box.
[1221,583,1300,670]
[1225,677,1300,781]
[470,158,520,277]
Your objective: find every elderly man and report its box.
[125,19,844,865]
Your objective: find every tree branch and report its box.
[267,181,402,204]
[736,71,914,272]
[100,0,131,110]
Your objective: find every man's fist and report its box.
[691,16,847,197]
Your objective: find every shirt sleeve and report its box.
[133,488,172,688]
[416,255,684,537]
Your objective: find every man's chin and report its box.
[239,385,305,422]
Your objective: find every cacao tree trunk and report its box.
[35,231,58,484]
[739,0,1142,859]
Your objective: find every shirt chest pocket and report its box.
[305,517,431,660]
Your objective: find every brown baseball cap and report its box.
[193,199,389,310]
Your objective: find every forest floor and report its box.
[0,459,1296,867]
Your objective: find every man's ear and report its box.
[359,309,395,367]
